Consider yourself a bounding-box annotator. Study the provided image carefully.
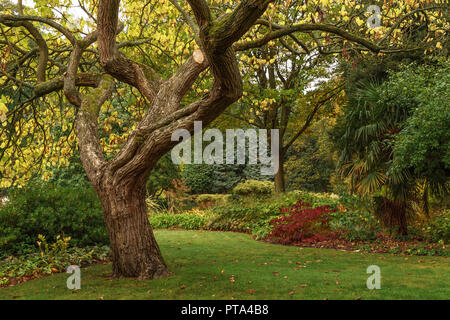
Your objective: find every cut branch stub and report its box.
[193,49,205,64]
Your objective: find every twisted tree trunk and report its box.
[97,174,169,278]
[71,0,273,279]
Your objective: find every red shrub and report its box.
[268,200,336,245]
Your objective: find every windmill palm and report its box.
[335,79,421,235]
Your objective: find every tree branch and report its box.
[234,22,382,52]
[168,0,199,40]
[0,14,77,44]
[76,75,115,184]
[97,0,161,103]
[284,84,344,152]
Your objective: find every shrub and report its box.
[182,157,264,194]
[207,198,283,236]
[195,194,229,208]
[165,179,194,213]
[423,210,450,243]
[334,186,374,212]
[292,190,340,209]
[182,164,216,194]
[0,183,108,256]
[232,180,273,197]
[149,211,210,230]
[329,210,381,241]
[146,153,181,198]
[0,234,110,286]
[207,191,315,238]
[207,206,254,232]
[267,200,336,245]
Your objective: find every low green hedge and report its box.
[195,194,229,208]
[423,209,450,243]
[149,213,210,230]
[329,210,381,241]
[0,183,108,256]
[232,180,274,197]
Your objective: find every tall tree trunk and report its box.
[73,76,170,279]
[392,201,408,236]
[98,175,170,279]
[375,197,408,236]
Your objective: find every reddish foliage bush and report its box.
[268,200,336,245]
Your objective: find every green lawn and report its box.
[1,230,448,300]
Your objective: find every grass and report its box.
[0,230,449,300]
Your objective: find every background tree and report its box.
[224,42,344,193]
[146,153,181,199]
[284,118,336,192]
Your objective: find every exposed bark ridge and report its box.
[75,74,114,185]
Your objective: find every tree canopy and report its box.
[0,0,447,188]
